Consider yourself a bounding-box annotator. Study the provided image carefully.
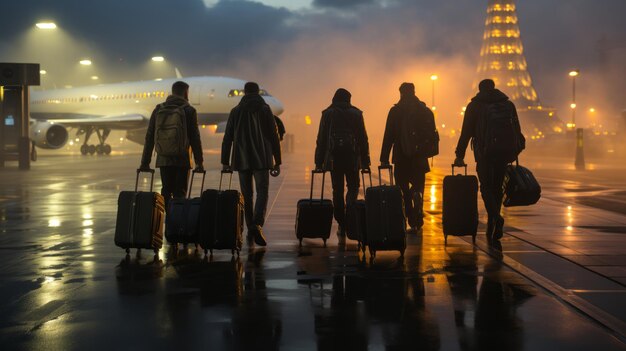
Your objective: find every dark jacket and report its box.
[314,101,371,171]
[380,95,435,173]
[221,93,281,171]
[141,95,203,168]
[455,88,524,163]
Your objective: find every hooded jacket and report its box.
[141,95,203,168]
[221,93,281,171]
[455,88,524,162]
[380,95,435,173]
[314,101,371,171]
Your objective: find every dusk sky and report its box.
[1,0,625,133]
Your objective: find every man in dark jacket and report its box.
[380,82,436,232]
[454,79,524,242]
[140,81,204,210]
[222,82,281,247]
[314,88,370,235]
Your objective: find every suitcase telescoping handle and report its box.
[451,164,468,176]
[378,164,394,186]
[310,170,326,202]
[187,169,207,198]
[219,169,234,191]
[360,168,373,197]
[135,168,156,192]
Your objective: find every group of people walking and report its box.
[139,78,524,248]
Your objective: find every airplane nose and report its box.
[269,98,284,116]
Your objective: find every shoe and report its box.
[253,225,267,246]
[493,216,504,240]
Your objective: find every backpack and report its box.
[398,105,439,159]
[327,110,358,168]
[154,103,189,157]
[474,101,523,163]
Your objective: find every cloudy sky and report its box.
[1,0,625,135]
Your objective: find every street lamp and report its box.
[569,70,579,129]
[36,22,57,30]
[430,74,438,110]
[79,59,92,66]
[151,56,165,62]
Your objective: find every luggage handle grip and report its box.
[377,164,394,186]
[219,170,234,191]
[451,164,468,176]
[188,170,206,198]
[310,170,326,202]
[135,168,156,192]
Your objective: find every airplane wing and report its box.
[42,113,149,130]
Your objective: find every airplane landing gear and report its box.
[78,127,112,156]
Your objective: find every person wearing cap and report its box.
[314,88,371,236]
[222,81,282,247]
[454,79,524,242]
[380,82,436,232]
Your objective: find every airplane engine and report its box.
[29,121,68,149]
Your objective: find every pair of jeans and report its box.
[159,166,190,210]
[476,161,508,223]
[393,162,425,228]
[238,170,270,229]
[330,167,360,226]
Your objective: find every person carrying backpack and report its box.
[140,81,204,210]
[454,79,525,242]
[381,82,438,232]
[315,88,371,236]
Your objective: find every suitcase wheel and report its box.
[323,239,327,248]
[125,248,130,254]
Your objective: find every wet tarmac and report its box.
[1,152,626,350]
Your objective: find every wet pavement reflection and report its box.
[1,154,625,350]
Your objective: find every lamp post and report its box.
[430,74,438,167]
[568,70,579,129]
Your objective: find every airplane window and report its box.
[228,89,271,97]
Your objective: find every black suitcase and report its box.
[165,170,205,246]
[365,165,406,258]
[345,169,372,252]
[198,171,244,256]
[114,169,165,255]
[442,165,478,244]
[295,170,334,247]
[503,161,541,207]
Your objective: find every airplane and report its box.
[28,76,285,156]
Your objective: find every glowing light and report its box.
[151,56,165,62]
[570,103,577,109]
[82,220,94,227]
[48,218,61,227]
[431,106,437,111]
[566,123,576,129]
[305,115,312,125]
[430,74,438,81]
[461,106,466,112]
[36,22,57,30]
[40,70,47,75]
[79,59,92,66]
[569,70,579,77]
[589,108,595,113]
[154,78,163,81]
[91,76,99,80]
[441,124,446,128]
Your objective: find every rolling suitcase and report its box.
[442,165,478,244]
[165,170,206,246]
[345,169,372,252]
[114,169,165,255]
[198,170,244,256]
[365,165,406,258]
[503,160,541,207]
[295,170,334,247]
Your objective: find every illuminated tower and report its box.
[477,0,539,107]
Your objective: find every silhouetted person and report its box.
[454,79,525,242]
[222,82,281,247]
[140,81,204,210]
[314,88,371,236]
[380,82,436,231]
